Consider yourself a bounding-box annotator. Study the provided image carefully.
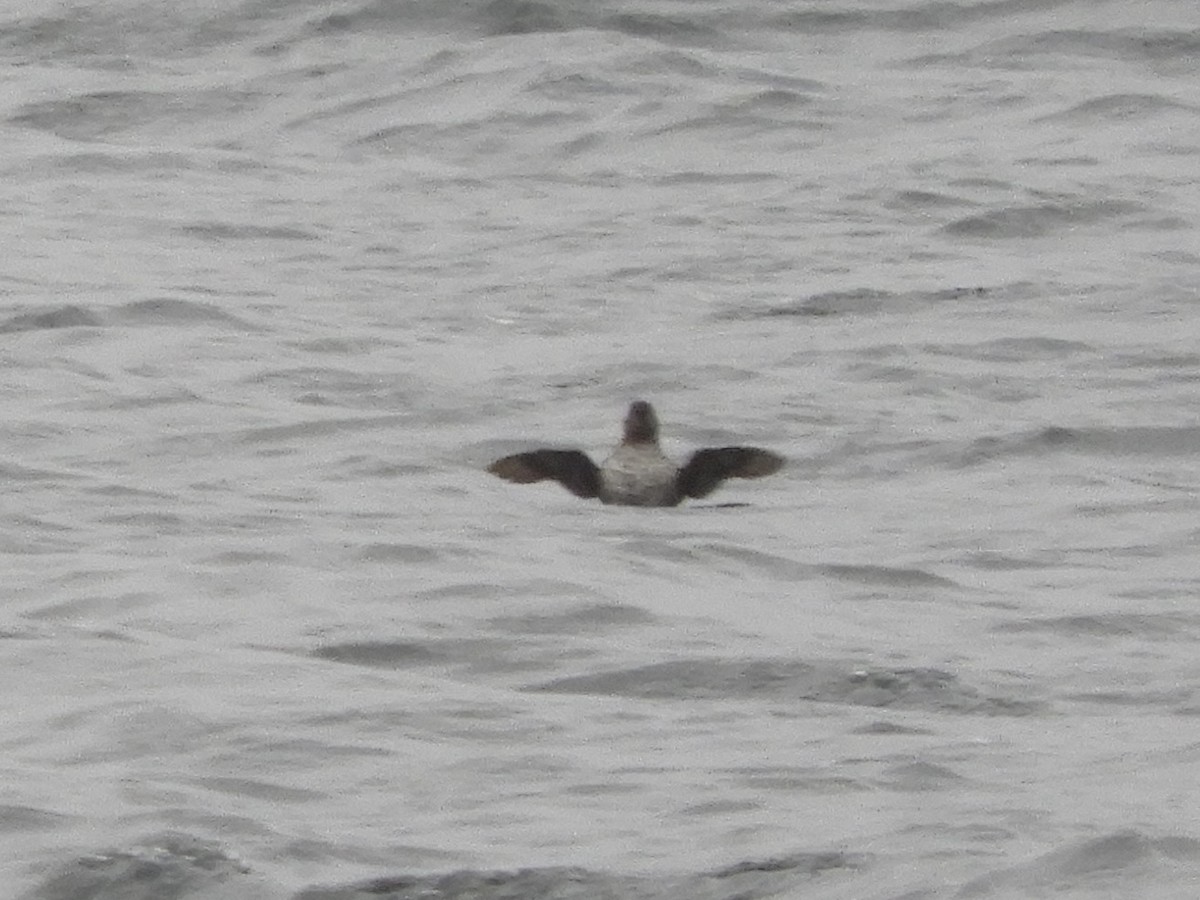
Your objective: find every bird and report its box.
[487,400,784,506]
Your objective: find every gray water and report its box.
[4,0,1200,897]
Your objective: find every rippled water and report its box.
[4,0,1200,897]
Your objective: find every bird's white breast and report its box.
[598,444,680,506]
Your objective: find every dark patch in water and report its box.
[20,832,256,900]
[1036,92,1198,122]
[995,612,1200,639]
[356,543,442,564]
[296,849,869,899]
[21,817,872,898]
[0,305,102,333]
[604,12,722,45]
[310,635,572,677]
[487,603,654,635]
[941,199,1144,239]
[481,0,568,35]
[718,284,1003,320]
[312,641,443,667]
[177,221,320,241]
[926,336,1094,362]
[529,658,1042,715]
[0,804,72,832]
[853,720,933,735]
[955,830,1200,897]
[819,564,959,589]
[115,298,256,328]
[880,761,965,792]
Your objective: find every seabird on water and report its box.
[487,400,784,506]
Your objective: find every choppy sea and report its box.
[3,0,1200,897]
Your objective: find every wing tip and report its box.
[487,450,602,498]
[740,449,785,478]
[677,446,785,499]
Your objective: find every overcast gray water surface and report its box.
[4,0,1200,897]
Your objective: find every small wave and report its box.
[879,760,966,792]
[656,87,826,136]
[355,543,445,563]
[481,0,569,35]
[728,287,895,319]
[0,3,297,60]
[819,563,960,589]
[25,591,158,624]
[415,578,595,602]
[188,775,326,804]
[0,300,251,334]
[995,612,1200,639]
[20,149,199,176]
[21,832,868,899]
[297,849,867,899]
[0,804,72,833]
[718,284,1017,320]
[1037,92,1200,123]
[311,634,562,678]
[243,366,424,411]
[10,89,261,141]
[312,640,450,668]
[223,413,409,446]
[956,830,1200,898]
[617,540,818,580]
[487,602,654,634]
[114,298,255,327]
[477,0,726,44]
[885,188,980,211]
[311,0,474,36]
[977,28,1200,71]
[530,657,1043,715]
[766,0,1060,35]
[18,832,271,900]
[926,336,1094,363]
[942,198,1146,239]
[0,305,101,333]
[176,221,320,242]
[965,425,1200,462]
[601,12,723,45]
[963,551,1060,571]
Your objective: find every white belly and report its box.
[598,445,680,506]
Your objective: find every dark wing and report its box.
[675,447,785,500]
[487,449,602,499]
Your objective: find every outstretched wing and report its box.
[487,449,602,499]
[675,447,784,500]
